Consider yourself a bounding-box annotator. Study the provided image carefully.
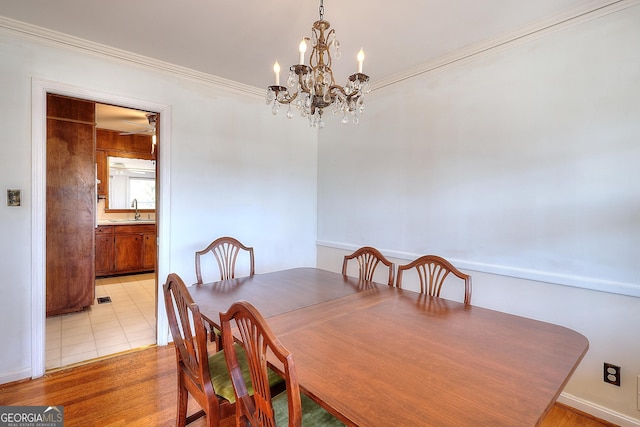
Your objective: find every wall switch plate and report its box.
[7,189,21,206]
[603,363,620,386]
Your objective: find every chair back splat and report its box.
[396,255,472,305]
[195,236,255,284]
[220,301,344,427]
[342,246,395,286]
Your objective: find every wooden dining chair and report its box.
[163,274,282,426]
[342,246,395,286]
[194,236,255,347]
[220,301,345,427]
[195,236,255,284]
[396,255,472,305]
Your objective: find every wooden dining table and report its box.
[188,267,589,426]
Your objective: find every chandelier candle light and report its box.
[266,0,370,127]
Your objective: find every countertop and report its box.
[97,219,156,226]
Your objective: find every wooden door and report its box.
[46,94,96,316]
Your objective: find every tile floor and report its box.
[45,273,157,370]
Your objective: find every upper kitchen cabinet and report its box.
[96,128,155,156]
[96,149,108,197]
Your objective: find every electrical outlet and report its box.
[603,363,620,386]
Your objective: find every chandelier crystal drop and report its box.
[266,0,370,127]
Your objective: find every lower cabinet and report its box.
[143,233,157,270]
[95,224,156,276]
[95,230,115,276]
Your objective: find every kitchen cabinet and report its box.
[115,232,144,271]
[95,226,115,276]
[96,128,154,156]
[143,233,157,270]
[95,224,156,276]
[96,149,108,198]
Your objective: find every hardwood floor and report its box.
[0,345,617,427]
[544,403,619,427]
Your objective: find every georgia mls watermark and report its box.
[0,406,63,427]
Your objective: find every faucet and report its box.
[131,198,141,220]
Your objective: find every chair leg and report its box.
[206,410,217,427]
[185,410,206,425]
[205,321,222,351]
[214,332,222,353]
[176,379,189,427]
[208,324,216,343]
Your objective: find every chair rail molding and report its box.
[316,240,640,298]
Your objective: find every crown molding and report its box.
[372,0,640,90]
[2,0,639,95]
[0,15,264,97]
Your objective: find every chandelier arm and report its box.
[329,84,366,99]
[268,86,299,105]
[299,80,313,95]
[329,85,347,97]
[299,75,312,95]
[291,65,313,95]
[276,91,299,105]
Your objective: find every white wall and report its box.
[317,5,640,426]
[2,4,639,424]
[0,27,318,383]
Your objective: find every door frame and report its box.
[31,78,172,378]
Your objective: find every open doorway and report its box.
[44,98,159,370]
[32,79,171,379]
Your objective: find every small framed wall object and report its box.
[7,189,21,207]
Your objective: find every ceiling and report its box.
[95,104,155,135]
[0,0,615,92]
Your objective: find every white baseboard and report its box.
[0,368,32,386]
[559,392,640,427]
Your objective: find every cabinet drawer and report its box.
[95,225,113,234]
[113,224,155,234]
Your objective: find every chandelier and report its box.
[266,0,370,127]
